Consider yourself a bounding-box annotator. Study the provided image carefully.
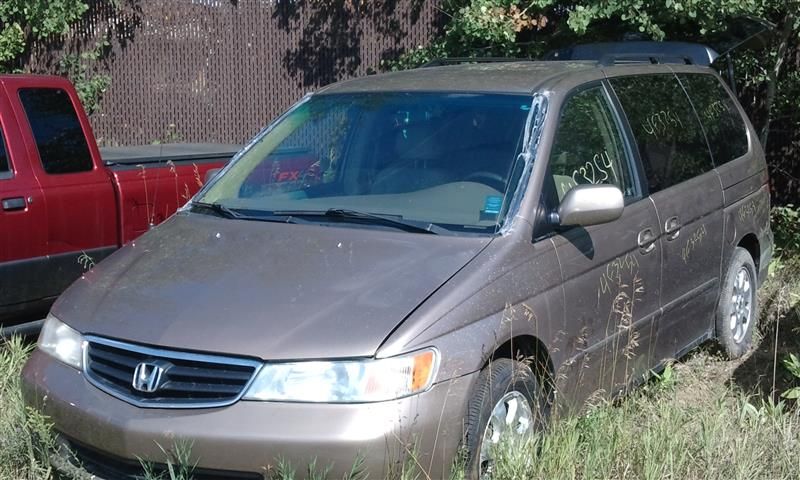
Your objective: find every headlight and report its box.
[38,315,85,370]
[243,348,438,403]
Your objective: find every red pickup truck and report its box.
[0,75,237,328]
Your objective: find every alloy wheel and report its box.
[479,390,534,478]
[729,266,753,344]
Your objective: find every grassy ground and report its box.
[1,259,799,480]
[0,336,54,479]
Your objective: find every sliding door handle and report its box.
[638,228,657,254]
[664,216,681,240]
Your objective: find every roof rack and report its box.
[417,42,720,69]
[419,57,531,68]
[546,41,719,67]
[595,54,695,66]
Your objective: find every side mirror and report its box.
[204,168,222,184]
[556,184,624,227]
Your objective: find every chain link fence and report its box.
[24,0,439,146]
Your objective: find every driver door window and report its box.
[548,85,635,203]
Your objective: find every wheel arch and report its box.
[737,233,760,274]
[483,334,555,404]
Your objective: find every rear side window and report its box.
[548,86,635,202]
[678,73,748,165]
[19,88,93,174]
[610,74,713,193]
[0,128,9,177]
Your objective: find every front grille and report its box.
[57,435,263,480]
[84,336,261,408]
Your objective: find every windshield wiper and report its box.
[191,202,297,224]
[191,203,449,233]
[272,208,449,235]
[191,201,242,219]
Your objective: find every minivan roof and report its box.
[318,61,601,95]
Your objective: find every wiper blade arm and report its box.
[201,207,448,234]
[323,208,446,235]
[191,202,299,224]
[191,201,241,219]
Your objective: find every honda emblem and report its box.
[132,361,167,393]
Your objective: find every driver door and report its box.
[546,82,662,405]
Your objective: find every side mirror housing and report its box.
[204,168,222,184]
[556,184,624,227]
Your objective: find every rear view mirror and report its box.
[204,168,222,184]
[556,184,624,227]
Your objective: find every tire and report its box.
[463,358,546,479]
[715,247,758,359]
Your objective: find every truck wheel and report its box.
[716,247,758,359]
[463,358,545,479]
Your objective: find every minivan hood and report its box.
[53,213,491,360]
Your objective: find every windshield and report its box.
[198,92,533,234]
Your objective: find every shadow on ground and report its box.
[730,296,800,400]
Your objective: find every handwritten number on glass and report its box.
[642,109,684,138]
[571,150,617,186]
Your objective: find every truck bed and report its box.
[101,143,241,167]
[104,144,239,244]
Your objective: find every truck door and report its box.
[4,78,118,302]
[0,85,48,321]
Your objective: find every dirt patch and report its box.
[668,265,800,408]
[731,300,800,400]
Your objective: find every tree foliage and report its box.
[0,0,88,68]
[559,0,766,39]
[387,0,797,66]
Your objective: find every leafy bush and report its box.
[0,0,88,68]
[58,40,111,115]
[781,353,800,400]
[772,205,800,258]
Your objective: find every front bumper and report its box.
[22,349,476,478]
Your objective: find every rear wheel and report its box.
[715,247,758,359]
[463,358,546,479]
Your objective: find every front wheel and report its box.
[715,247,758,359]
[463,358,546,479]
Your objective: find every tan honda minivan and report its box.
[22,52,772,479]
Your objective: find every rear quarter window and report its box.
[19,88,93,174]
[678,73,749,165]
[610,74,713,193]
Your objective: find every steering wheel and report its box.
[464,171,507,192]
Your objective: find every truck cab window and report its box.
[19,88,93,174]
[548,85,635,203]
[0,128,9,177]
